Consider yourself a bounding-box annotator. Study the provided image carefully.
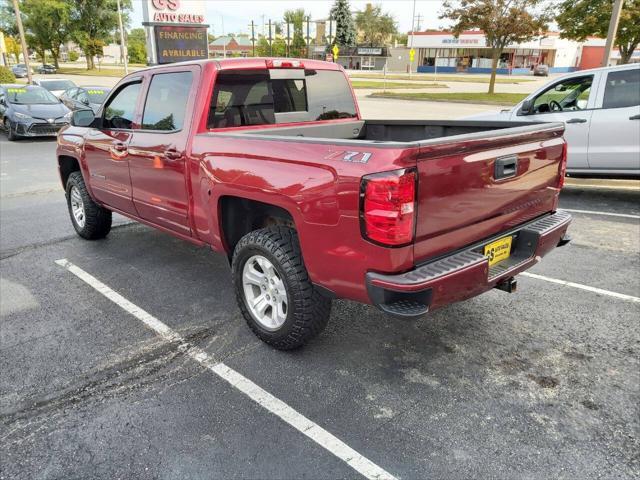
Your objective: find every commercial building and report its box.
[209,36,253,58]
[406,30,634,74]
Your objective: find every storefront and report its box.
[334,46,390,70]
[408,31,586,74]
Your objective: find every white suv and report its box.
[469,64,640,177]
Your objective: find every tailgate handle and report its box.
[495,155,518,180]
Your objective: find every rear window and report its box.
[208,69,356,128]
[603,68,640,109]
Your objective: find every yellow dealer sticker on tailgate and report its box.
[484,236,512,266]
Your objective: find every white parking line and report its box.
[55,259,397,480]
[562,208,640,219]
[521,272,640,303]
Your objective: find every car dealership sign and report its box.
[145,0,205,24]
[141,0,208,64]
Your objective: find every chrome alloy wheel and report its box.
[70,185,86,228]
[242,254,288,330]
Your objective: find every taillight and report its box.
[558,142,568,188]
[361,168,417,247]
[265,59,304,69]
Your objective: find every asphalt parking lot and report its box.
[1,134,639,480]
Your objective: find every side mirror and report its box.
[71,109,95,127]
[520,99,533,115]
[81,98,90,105]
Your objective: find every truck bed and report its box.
[203,119,565,270]
[221,119,552,146]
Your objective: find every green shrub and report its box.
[0,66,16,83]
[68,51,79,62]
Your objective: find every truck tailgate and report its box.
[413,123,565,263]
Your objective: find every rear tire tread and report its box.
[232,227,331,350]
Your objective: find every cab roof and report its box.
[127,57,343,75]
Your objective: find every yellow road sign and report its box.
[409,48,415,62]
[332,45,339,61]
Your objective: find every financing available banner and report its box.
[154,26,208,63]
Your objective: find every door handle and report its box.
[112,142,127,152]
[164,148,183,161]
[566,118,587,124]
[630,114,640,120]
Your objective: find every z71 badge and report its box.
[324,150,372,163]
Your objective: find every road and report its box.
[1,118,639,478]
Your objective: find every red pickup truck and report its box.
[57,58,571,350]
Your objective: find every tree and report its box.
[441,0,551,94]
[69,0,131,69]
[556,0,640,64]
[256,36,286,56]
[21,0,72,68]
[284,9,309,57]
[127,27,147,64]
[355,4,397,46]
[4,35,22,63]
[0,2,18,36]
[330,0,356,47]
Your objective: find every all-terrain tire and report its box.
[65,171,112,240]
[232,227,332,350]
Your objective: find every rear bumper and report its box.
[366,210,572,317]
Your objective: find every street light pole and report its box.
[11,0,31,84]
[116,0,128,75]
[408,0,416,79]
[601,0,624,67]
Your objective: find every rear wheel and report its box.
[65,171,112,239]
[232,227,331,350]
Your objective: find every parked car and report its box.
[32,78,77,98]
[533,64,549,76]
[36,64,57,74]
[57,58,572,350]
[11,64,31,78]
[0,84,72,140]
[60,86,111,114]
[466,64,640,177]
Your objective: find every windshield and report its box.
[6,87,60,105]
[41,80,75,91]
[85,88,110,103]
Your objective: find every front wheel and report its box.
[5,120,17,141]
[232,227,331,350]
[66,171,112,239]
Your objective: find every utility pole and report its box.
[268,19,273,56]
[601,0,624,67]
[408,0,416,78]
[249,20,256,57]
[306,17,311,59]
[415,13,423,32]
[116,0,128,74]
[11,0,31,83]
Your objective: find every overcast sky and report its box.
[130,0,453,36]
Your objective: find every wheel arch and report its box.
[218,195,296,255]
[58,154,81,189]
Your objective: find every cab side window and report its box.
[103,81,142,129]
[603,69,640,109]
[532,76,593,114]
[141,71,193,131]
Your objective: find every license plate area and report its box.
[484,236,513,266]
